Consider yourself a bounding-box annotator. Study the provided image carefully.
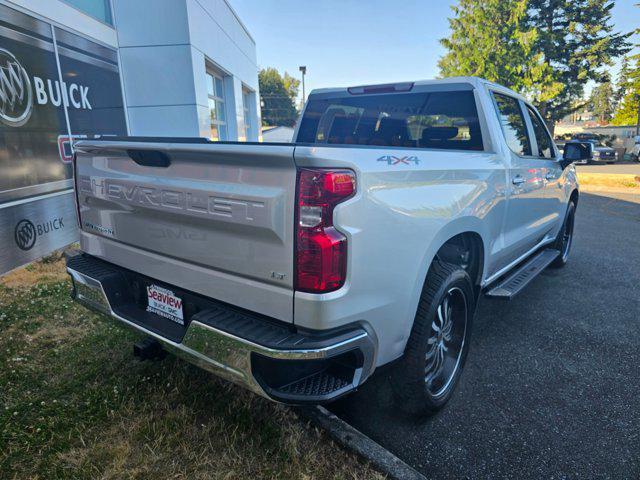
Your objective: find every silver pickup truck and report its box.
[66,77,589,416]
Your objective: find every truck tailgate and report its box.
[74,140,296,322]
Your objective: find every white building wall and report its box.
[112,0,260,140]
[4,0,260,140]
[185,0,260,140]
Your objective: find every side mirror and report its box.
[560,142,591,169]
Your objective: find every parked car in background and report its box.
[567,138,617,164]
[66,77,588,417]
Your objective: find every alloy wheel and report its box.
[561,207,575,261]
[425,287,468,397]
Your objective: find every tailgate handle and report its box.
[127,149,171,168]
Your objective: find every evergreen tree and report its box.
[526,0,631,130]
[589,76,616,123]
[439,0,631,133]
[612,5,639,127]
[614,56,631,107]
[612,54,640,126]
[439,0,562,107]
[259,68,299,127]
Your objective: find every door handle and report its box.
[512,175,525,186]
[545,172,555,181]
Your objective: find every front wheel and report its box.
[550,201,576,268]
[390,260,475,416]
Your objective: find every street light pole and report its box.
[299,65,307,106]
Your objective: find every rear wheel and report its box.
[390,260,475,416]
[550,201,576,268]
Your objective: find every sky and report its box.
[228,0,639,102]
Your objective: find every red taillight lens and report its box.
[295,169,355,293]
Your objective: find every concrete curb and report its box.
[296,406,427,480]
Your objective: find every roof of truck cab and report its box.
[308,76,526,102]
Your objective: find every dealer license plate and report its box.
[146,284,184,325]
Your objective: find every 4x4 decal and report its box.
[377,155,420,165]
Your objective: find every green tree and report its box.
[259,68,298,127]
[614,56,631,107]
[439,0,631,133]
[612,5,639,127]
[589,77,616,122]
[612,55,640,126]
[282,73,300,103]
[439,0,562,106]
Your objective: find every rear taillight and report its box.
[295,169,355,293]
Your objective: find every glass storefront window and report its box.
[242,88,253,141]
[63,0,113,25]
[206,69,227,141]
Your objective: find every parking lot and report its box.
[576,161,640,175]
[331,191,640,479]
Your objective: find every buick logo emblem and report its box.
[14,219,37,251]
[0,48,33,127]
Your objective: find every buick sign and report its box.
[0,48,33,127]
[0,3,128,276]
[13,217,65,251]
[0,47,94,130]
[14,219,37,251]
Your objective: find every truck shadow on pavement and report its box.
[329,192,640,479]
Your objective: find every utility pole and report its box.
[636,100,640,136]
[299,65,307,106]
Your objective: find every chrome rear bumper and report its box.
[66,252,376,404]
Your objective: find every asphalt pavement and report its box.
[576,161,640,175]
[330,191,640,480]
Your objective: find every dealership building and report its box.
[0,0,261,275]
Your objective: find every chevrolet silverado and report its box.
[66,77,589,416]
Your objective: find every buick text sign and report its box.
[0,4,127,275]
[0,193,78,270]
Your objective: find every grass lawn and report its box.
[0,255,383,480]
[576,173,640,190]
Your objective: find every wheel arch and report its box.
[418,217,489,287]
[570,188,579,206]
[434,231,485,288]
[403,219,489,341]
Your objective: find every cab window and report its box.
[492,93,532,156]
[526,105,554,158]
[297,90,484,150]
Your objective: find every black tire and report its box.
[390,259,475,417]
[550,201,576,268]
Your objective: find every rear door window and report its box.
[492,93,532,156]
[296,90,483,150]
[525,105,554,158]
